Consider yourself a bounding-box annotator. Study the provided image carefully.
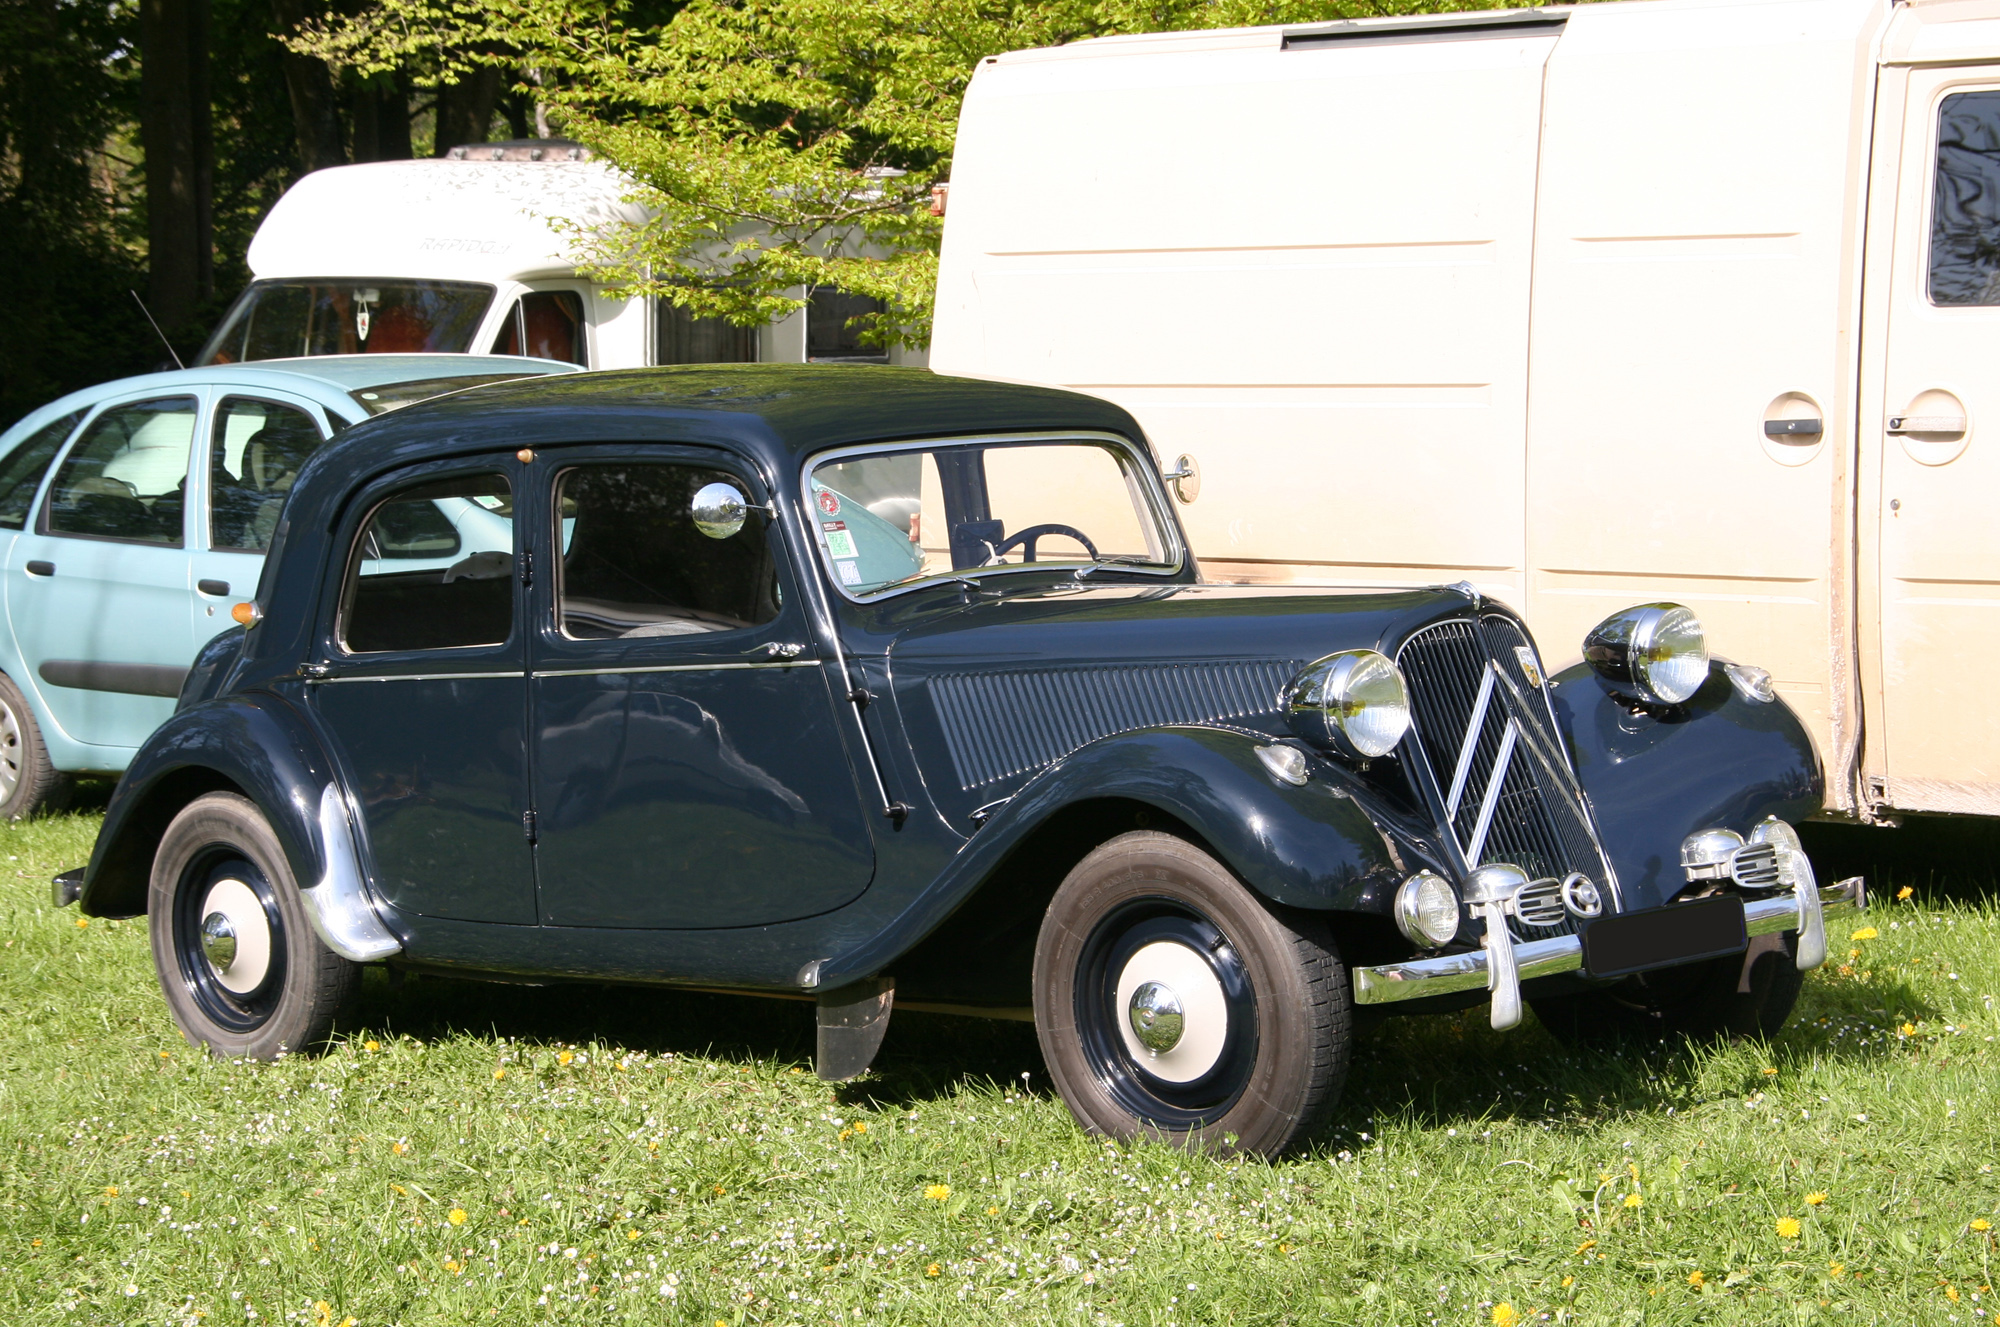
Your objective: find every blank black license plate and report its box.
[1579,895,1748,979]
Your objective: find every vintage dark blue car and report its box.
[60,365,1863,1156]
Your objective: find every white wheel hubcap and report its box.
[198,877,272,994]
[1113,940,1229,1083]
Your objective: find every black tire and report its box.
[148,792,359,1059]
[1032,831,1351,1158]
[0,670,74,820]
[1531,930,1804,1048]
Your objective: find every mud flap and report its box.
[816,977,895,1081]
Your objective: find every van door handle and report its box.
[24,561,54,577]
[197,579,230,596]
[1887,415,1968,434]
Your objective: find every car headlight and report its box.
[1584,602,1710,705]
[1394,870,1460,947]
[1285,649,1412,758]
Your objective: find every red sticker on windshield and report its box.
[817,489,841,516]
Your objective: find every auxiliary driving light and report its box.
[1393,870,1460,948]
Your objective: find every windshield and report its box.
[198,280,495,364]
[807,438,1178,598]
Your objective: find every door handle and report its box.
[197,579,230,596]
[24,561,53,577]
[1887,415,1968,435]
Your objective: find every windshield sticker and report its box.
[816,489,841,517]
[824,527,859,560]
[835,560,863,586]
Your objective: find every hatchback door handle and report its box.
[24,561,53,577]
[197,579,230,596]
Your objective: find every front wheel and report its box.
[148,792,359,1059]
[1531,931,1804,1048]
[1032,831,1351,1157]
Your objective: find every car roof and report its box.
[311,364,1149,478]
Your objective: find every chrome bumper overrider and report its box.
[1353,876,1866,1013]
[299,784,403,963]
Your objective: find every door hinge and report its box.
[522,810,538,844]
[299,662,330,680]
[519,548,533,588]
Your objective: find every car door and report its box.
[1870,70,2000,807]
[308,457,537,924]
[5,393,203,751]
[526,448,876,928]
[192,392,337,646]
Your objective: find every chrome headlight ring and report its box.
[1393,870,1460,948]
[1584,602,1710,706]
[1284,649,1412,759]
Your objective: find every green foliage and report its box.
[296,0,1517,347]
[4,805,1999,1322]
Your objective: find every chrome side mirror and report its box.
[692,482,751,539]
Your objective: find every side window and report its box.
[556,463,779,639]
[489,291,587,364]
[341,472,513,653]
[1931,90,2000,305]
[806,287,888,363]
[45,397,196,546]
[208,397,329,552]
[655,298,758,364]
[0,409,85,530]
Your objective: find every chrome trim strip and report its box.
[1443,665,1495,820]
[1352,880,1864,1007]
[297,783,401,962]
[1463,717,1519,865]
[315,670,523,684]
[530,660,817,679]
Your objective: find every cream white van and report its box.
[200,143,927,372]
[931,0,2000,822]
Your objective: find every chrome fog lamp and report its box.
[1393,870,1460,948]
[1748,817,1803,855]
[1584,603,1710,705]
[1679,827,1745,881]
[1285,650,1412,758]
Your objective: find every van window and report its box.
[198,280,495,363]
[45,397,196,545]
[1930,90,2000,305]
[0,409,85,530]
[208,398,329,551]
[341,472,512,653]
[656,299,758,364]
[489,291,587,364]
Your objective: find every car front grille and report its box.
[1397,614,1616,941]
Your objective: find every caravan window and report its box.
[198,280,495,363]
[489,290,588,364]
[1930,91,2000,305]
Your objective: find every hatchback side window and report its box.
[340,472,513,653]
[208,397,329,551]
[556,463,779,639]
[44,397,196,546]
[489,291,587,364]
[0,409,85,530]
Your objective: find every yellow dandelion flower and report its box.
[854,1122,867,1134]
[517,1218,530,1227]
[493,1068,506,1081]
[338,1318,356,1327]
[392,1142,406,1155]
[444,1259,462,1274]
[924,1184,952,1202]
[925,1262,942,1277]
[558,1051,574,1066]
[1901,1022,1917,1037]
[1944,1285,1962,1303]
[1762,1067,1779,1076]
[838,1129,852,1142]
[1805,1192,1827,1206]
[447,1208,467,1226]
[1561,1276,1574,1288]
[1777,1217,1802,1239]
[712,1184,726,1196]
[1689,1270,1705,1287]
[791,1066,803,1073]
[75,917,88,929]
[985,1206,999,1216]
[1973,1219,1993,1233]
[1575,1239,1598,1255]
[391,1184,406,1196]
[1896,885,1914,901]
[1493,1304,1520,1327]
[105,1187,118,1197]
[1829,1261,1845,1278]
[1850,926,1878,941]
[1279,1242,1293,1253]
[1623,1193,1643,1209]
[627,1228,640,1240]
[364,1040,379,1052]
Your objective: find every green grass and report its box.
[3,806,1998,1326]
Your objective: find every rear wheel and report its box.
[0,671,73,820]
[1032,831,1350,1157]
[148,792,359,1059]
[1532,931,1804,1047]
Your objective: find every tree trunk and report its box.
[189,0,212,304]
[139,0,205,330]
[432,66,502,156]
[269,0,345,172]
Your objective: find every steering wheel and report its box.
[989,523,1098,563]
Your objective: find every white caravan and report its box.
[932,0,2000,822]
[200,144,926,372]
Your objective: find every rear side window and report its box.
[557,463,779,639]
[489,291,587,364]
[341,472,513,653]
[0,409,85,530]
[208,397,328,551]
[45,397,196,546]
[1931,90,2000,305]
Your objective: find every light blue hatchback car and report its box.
[0,354,578,817]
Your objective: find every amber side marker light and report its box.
[231,602,261,626]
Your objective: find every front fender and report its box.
[817,726,1413,990]
[1550,659,1822,909]
[79,693,402,960]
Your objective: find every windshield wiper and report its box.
[1073,555,1153,581]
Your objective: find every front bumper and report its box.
[1353,875,1866,1011]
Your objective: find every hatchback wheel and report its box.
[149,792,359,1059]
[0,671,73,820]
[1032,831,1350,1157]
